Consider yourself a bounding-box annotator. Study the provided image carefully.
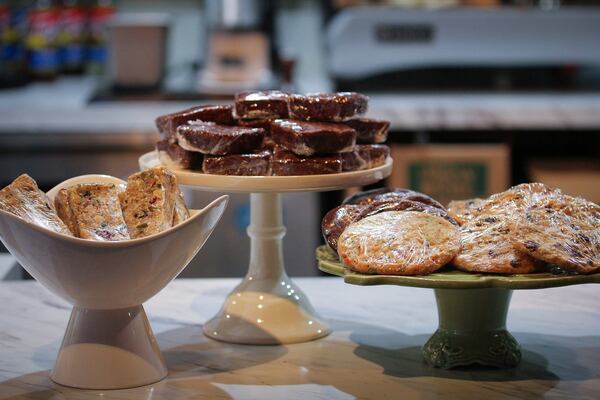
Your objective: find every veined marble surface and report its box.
[0,278,599,399]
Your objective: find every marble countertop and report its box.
[0,278,599,399]
[2,78,600,135]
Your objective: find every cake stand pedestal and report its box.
[316,245,600,368]
[139,151,393,344]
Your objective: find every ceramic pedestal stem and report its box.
[51,305,167,390]
[203,192,330,344]
[422,288,521,369]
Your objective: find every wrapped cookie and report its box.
[338,211,460,275]
[508,190,600,274]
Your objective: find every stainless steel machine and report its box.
[327,7,600,90]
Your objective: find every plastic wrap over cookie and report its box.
[337,211,460,276]
[507,186,600,274]
[453,212,543,274]
[343,187,446,210]
[447,198,485,225]
[0,174,72,236]
[321,189,455,252]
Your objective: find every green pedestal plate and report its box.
[316,245,600,369]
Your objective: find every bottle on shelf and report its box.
[57,0,85,74]
[26,0,60,80]
[86,0,114,75]
[0,0,29,87]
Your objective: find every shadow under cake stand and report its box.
[140,151,393,345]
[316,245,600,369]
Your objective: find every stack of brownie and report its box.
[155,91,391,176]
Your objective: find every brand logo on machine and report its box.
[375,24,434,43]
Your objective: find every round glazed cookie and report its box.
[337,211,460,276]
[453,213,543,274]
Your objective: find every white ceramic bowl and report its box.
[0,174,229,389]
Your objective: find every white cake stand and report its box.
[139,151,393,344]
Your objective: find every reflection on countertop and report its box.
[0,278,599,399]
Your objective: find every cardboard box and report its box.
[529,160,600,203]
[389,144,510,206]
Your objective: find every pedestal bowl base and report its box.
[203,277,330,345]
[51,306,167,390]
[422,288,521,369]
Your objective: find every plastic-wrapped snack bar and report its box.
[54,188,78,235]
[155,105,234,143]
[235,90,289,120]
[344,118,389,144]
[272,147,342,176]
[341,148,367,172]
[121,166,178,239]
[238,118,274,135]
[172,189,190,226]
[156,140,203,170]
[341,145,390,172]
[55,183,130,241]
[288,92,368,122]
[356,144,389,169]
[203,150,272,176]
[177,121,265,156]
[270,119,356,156]
[338,211,460,275]
[0,174,72,235]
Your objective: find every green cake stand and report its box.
[316,245,600,369]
